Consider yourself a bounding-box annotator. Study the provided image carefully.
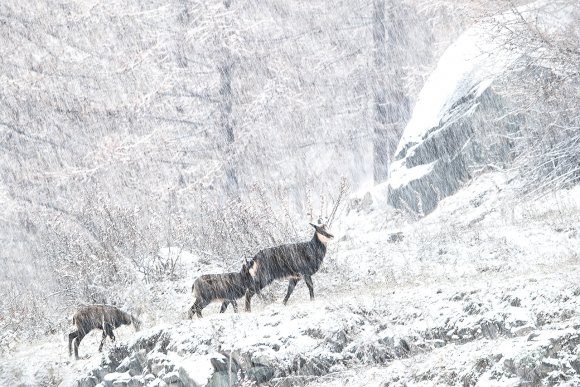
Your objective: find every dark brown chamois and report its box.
[68,305,141,360]
[188,260,254,318]
[245,223,334,312]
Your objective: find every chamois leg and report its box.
[304,275,315,300]
[74,332,86,360]
[283,278,300,305]
[68,331,78,356]
[231,300,239,313]
[245,289,255,312]
[191,299,208,318]
[106,324,115,342]
[98,330,107,352]
[219,301,230,313]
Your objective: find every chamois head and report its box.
[118,309,141,331]
[310,223,334,245]
[241,258,255,285]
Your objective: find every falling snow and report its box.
[1,0,579,386]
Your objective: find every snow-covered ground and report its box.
[1,171,578,386]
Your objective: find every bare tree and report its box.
[490,0,580,194]
[373,0,411,184]
[373,0,389,183]
[219,1,239,197]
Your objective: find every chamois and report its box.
[245,223,334,312]
[68,305,141,360]
[188,260,254,318]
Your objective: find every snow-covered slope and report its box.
[0,172,579,386]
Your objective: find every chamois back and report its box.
[245,223,334,311]
[188,261,253,318]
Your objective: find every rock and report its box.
[398,339,411,354]
[349,192,373,213]
[177,367,200,387]
[116,358,131,373]
[450,292,466,301]
[388,141,472,215]
[325,329,349,353]
[90,365,114,382]
[147,378,167,387]
[291,355,332,377]
[506,308,533,330]
[207,352,242,387]
[117,351,145,377]
[127,377,145,387]
[460,356,496,386]
[77,376,99,387]
[147,353,173,377]
[499,329,580,385]
[501,294,522,307]
[207,371,238,387]
[463,301,486,315]
[387,12,522,216]
[360,192,373,210]
[176,356,214,387]
[107,345,131,371]
[246,366,276,384]
[151,363,165,378]
[480,319,506,339]
[162,371,183,387]
[210,357,229,373]
[387,232,404,243]
[103,372,131,387]
[511,325,535,337]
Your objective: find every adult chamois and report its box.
[68,305,141,360]
[244,222,334,312]
[188,260,254,318]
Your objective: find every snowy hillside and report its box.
[1,0,579,386]
[1,171,578,386]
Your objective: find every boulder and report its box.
[386,3,575,215]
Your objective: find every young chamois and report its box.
[188,260,254,318]
[244,223,334,312]
[68,305,141,360]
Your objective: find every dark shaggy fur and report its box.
[245,223,333,311]
[188,261,253,318]
[68,305,141,359]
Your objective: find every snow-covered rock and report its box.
[388,0,578,215]
[65,266,580,386]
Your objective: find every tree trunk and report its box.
[220,0,238,197]
[176,0,190,68]
[373,0,389,184]
[373,0,411,184]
